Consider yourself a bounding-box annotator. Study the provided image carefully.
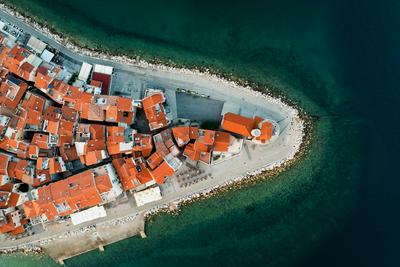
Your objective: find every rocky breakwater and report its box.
[0,244,42,255]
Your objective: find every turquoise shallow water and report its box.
[1,0,398,266]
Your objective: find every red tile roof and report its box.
[213,131,231,152]
[146,151,163,170]
[151,161,175,185]
[142,92,168,131]
[221,112,255,137]
[183,143,200,161]
[31,133,50,150]
[0,77,28,109]
[112,157,153,191]
[255,121,273,143]
[132,133,153,158]
[172,126,199,147]
[22,169,112,220]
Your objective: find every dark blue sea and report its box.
[1,0,399,266]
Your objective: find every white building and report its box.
[134,186,162,207]
[93,64,113,75]
[70,206,107,226]
[27,35,47,54]
[78,62,93,82]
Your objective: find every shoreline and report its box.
[145,117,313,221]
[0,1,313,259]
[0,1,304,113]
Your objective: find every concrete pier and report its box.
[43,213,145,264]
[139,230,147,238]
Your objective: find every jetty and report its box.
[42,213,146,265]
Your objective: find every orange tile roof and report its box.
[116,97,132,111]
[0,76,28,109]
[48,157,65,175]
[221,112,255,137]
[197,129,215,145]
[112,158,133,190]
[94,174,112,193]
[193,140,211,153]
[61,106,78,122]
[25,108,41,127]
[13,160,32,184]
[43,106,61,121]
[45,120,59,134]
[0,183,13,193]
[153,129,179,158]
[34,169,51,186]
[255,121,273,143]
[18,93,45,128]
[31,133,49,149]
[116,109,134,124]
[183,143,200,161]
[27,145,39,159]
[106,126,125,142]
[0,191,12,208]
[181,128,234,164]
[132,133,153,158]
[172,126,190,147]
[34,65,50,86]
[81,103,105,121]
[34,65,61,92]
[7,192,21,207]
[86,139,107,152]
[105,105,118,122]
[0,211,26,235]
[76,123,104,144]
[89,124,106,140]
[142,93,168,131]
[58,120,74,138]
[15,111,27,130]
[213,131,231,152]
[23,93,45,113]
[83,149,104,166]
[190,129,215,154]
[141,92,164,109]
[189,126,199,139]
[21,200,40,219]
[59,145,78,162]
[0,137,18,152]
[22,169,109,220]
[71,93,134,123]
[18,142,28,151]
[73,91,92,112]
[112,157,153,191]
[151,161,174,185]
[146,151,163,170]
[144,105,168,131]
[105,142,122,156]
[63,85,83,106]
[2,45,35,82]
[0,153,10,176]
[36,157,45,170]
